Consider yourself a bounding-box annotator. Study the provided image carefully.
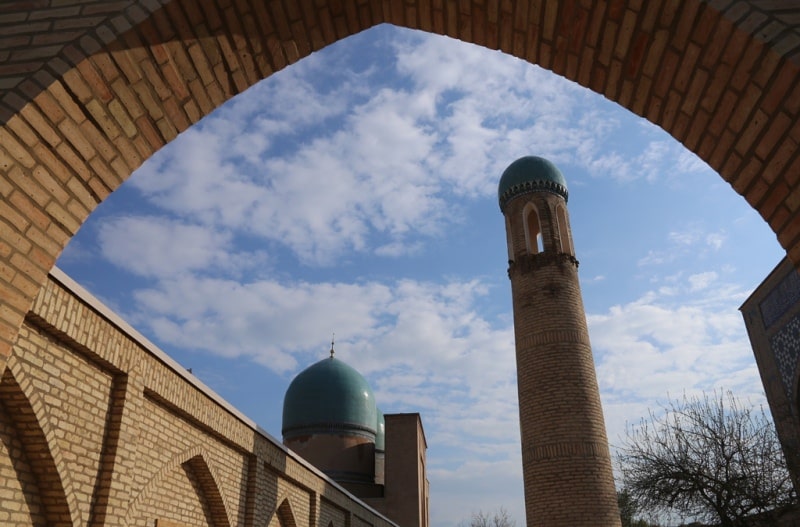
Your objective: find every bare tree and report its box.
[461,507,515,527]
[617,391,796,527]
[618,489,662,527]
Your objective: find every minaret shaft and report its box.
[500,158,620,527]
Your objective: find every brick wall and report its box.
[365,414,427,527]
[0,267,398,527]
[0,0,798,375]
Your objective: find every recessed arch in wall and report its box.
[274,497,299,527]
[0,367,76,527]
[124,447,233,527]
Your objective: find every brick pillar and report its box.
[500,158,620,526]
[89,371,144,527]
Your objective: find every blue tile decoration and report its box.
[760,268,800,329]
[771,314,800,401]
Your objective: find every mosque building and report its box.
[282,342,429,527]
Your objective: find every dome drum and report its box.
[282,420,377,441]
[284,432,376,485]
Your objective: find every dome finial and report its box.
[330,333,335,359]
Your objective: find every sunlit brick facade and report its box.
[0,268,400,527]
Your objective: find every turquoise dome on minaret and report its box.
[282,355,378,440]
[498,155,568,212]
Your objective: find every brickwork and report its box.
[273,498,301,527]
[285,434,376,487]
[0,0,797,371]
[504,191,619,526]
[0,369,72,526]
[0,269,398,527]
[0,2,798,524]
[318,498,347,527]
[365,414,427,527]
[12,322,115,524]
[138,462,218,527]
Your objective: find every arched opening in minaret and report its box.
[523,203,543,255]
[555,204,573,256]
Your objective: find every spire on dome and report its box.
[330,333,335,359]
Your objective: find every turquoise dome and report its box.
[375,408,385,452]
[282,357,378,440]
[498,156,568,211]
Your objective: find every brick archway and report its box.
[0,1,798,374]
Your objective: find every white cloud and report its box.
[706,231,726,250]
[638,225,728,267]
[675,147,712,175]
[637,250,666,267]
[130,73,450,265]
[127,28,662,267]
[132,128,267,228]
[128,274,515,382]
[688,271,718,291]
[131,276,395,373]
[97,215,267,277]
[590,278,766,449]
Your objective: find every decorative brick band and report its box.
[522,441,611,462]
[508,252,579,277]
[499,179,569,211]
[770,313,800,401]
[760,268,800,329]
[516,330,589,349]
[283,422,377,441]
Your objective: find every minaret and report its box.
[498,156,620,527]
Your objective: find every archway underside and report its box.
[0,0,798,371]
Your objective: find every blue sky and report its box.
[57,25,786,527]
